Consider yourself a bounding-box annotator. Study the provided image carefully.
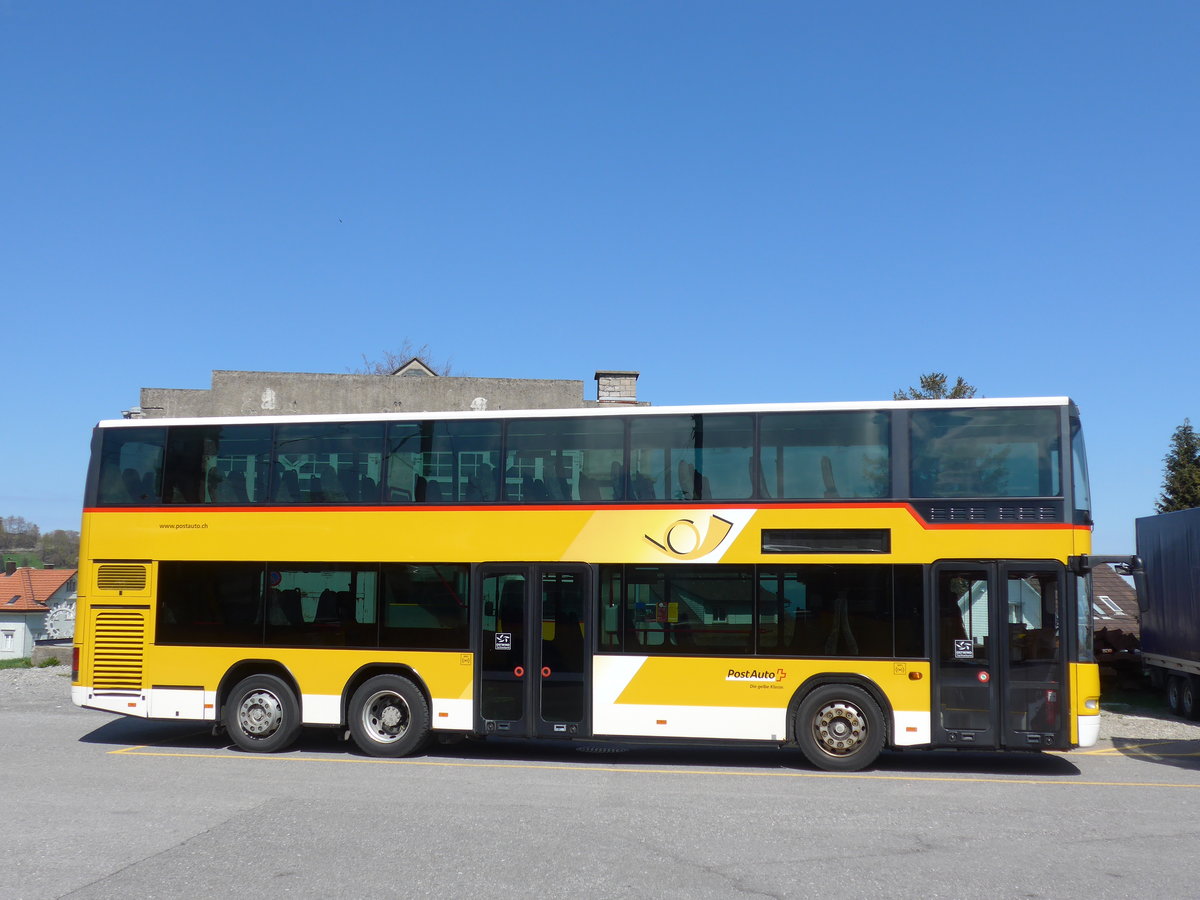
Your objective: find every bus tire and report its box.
[348,674,430,758]
[1166,677,1185,716]
[224,674,302,753]
[795,684,884,772]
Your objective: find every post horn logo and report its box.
[644,514,734,560]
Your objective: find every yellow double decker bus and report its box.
[73,397,1105,770]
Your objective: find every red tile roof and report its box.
[1092,563,1140,655]
[2,567,76,613]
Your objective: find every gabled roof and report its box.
[390,357,438,377]
[2,567,76,613]
[1092,564,1140,650]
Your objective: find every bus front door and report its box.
[933,562,1069,751]
[477,564,590,739]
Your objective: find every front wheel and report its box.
[224,674,302,753]
[795,684,885,772]
[348,675,430,757]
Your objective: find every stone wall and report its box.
[139,370,602,418]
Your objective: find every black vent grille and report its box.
[998,506,1058,521]
[92,610,145,690]
[97,565,148,592]
[927,507,987,522]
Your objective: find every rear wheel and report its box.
[1167,676,1185,716]
[348,675,430,757]
[224,674,302,753]
[1182,678,1200,721]
[795,684,885,772]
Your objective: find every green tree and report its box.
[893,372,978,400]
[0,516,39,551]
[1156,419,1200,513]
[40,530,80,568]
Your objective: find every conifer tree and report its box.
[894,372,978,400]
[1157,419,1200,512]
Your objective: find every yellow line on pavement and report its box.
[107,745,1200,788]
[1079,740,1200,757]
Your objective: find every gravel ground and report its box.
[7,664,1200,743]
[0,664,72,696]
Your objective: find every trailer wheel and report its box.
[1166,676,1185,716]
[1183,678,1200,721]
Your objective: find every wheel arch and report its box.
[341,663,432,727]
[217,660,302,719]
[785,673,894,747]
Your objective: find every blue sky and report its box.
[2,2,1197,554]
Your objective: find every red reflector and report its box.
[71,646,79,681]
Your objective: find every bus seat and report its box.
[610,461,626,500]
[477,463,497,501]
[316,466,346,502]
[338,469,360,502]
[579,474,600,501]
[225,471,249,503]
[359,475,379,502]
[122,468,145,502]
[315,589,339,624]
[275,469,300,502]
[631,472,655,500]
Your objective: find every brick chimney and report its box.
[595,370,639,405]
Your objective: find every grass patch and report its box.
[0,658,33,670]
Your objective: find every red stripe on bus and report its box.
[81,503,1089,531]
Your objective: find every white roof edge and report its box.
[96,396,1075,429]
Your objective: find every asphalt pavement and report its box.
[4,668,1200,900]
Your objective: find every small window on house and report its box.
[1097,595,1122,614]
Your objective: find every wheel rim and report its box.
[811,700,869,758]
[361,690,411,744]
[237,689,284,739]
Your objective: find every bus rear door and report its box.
[933,562,1068,751]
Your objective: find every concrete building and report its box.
[132,362,644,419]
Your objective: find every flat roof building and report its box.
[132,363,643,419]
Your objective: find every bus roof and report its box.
[96,396,1077,429]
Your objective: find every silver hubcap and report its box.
[238,689,284,738]
[363,691,410,743]
[812,701,867,757]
